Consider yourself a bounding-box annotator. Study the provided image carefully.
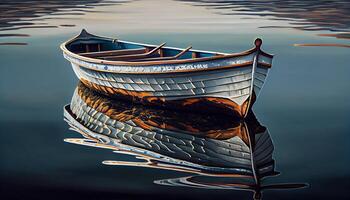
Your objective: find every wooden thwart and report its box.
[101,43,166,61]
[79,48,146,58]
[132,46,193,62]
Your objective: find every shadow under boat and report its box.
[63,82,307,199]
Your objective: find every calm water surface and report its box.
[1,0,349,199]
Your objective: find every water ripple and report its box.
[177,0,350,40]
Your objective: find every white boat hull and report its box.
[61,30,273,117]
[67,52,271,117]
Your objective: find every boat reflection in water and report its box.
[64,82,306,199]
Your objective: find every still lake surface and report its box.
[0,0,349,199]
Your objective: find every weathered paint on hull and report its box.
[79,78,256,117]
[70,60,269,117]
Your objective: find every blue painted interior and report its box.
[67,37,216,59]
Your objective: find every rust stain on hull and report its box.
[80,78,255,118]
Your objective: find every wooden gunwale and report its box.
[71,59,271,74]
[60,31,274,67]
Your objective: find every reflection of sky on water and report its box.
[176,0,350,47]
[0,0,129,30]
[0,0,131,44]
[178,0,350,32]
[0,0,350,43]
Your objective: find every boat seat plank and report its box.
[79,48,147,58]
[131,46,193,62]
[101,43,166,61]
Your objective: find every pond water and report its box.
[1,0,349,200]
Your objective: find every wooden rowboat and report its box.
[60,29,273,117]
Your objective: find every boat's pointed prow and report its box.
[80,28,89,35]
[76,29,95,39]
[254,38,262,49]
[254,38,274,57]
